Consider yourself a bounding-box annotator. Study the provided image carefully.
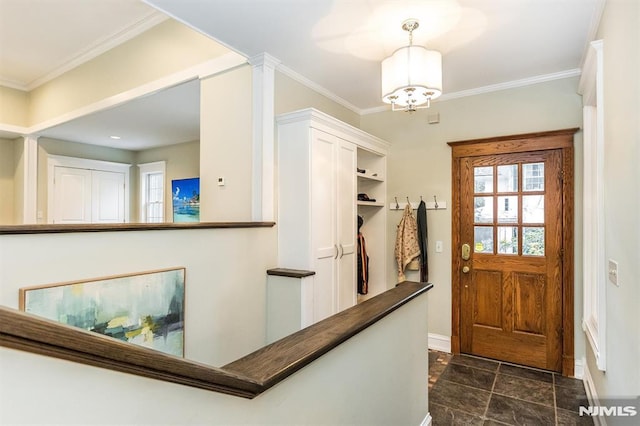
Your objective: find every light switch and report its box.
[217,177,225,186]
[435,241,443,253]
[608,259,619,286]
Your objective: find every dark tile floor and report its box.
[429,351,593,425]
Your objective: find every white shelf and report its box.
[356,172,384,182]
[357,201,384,207]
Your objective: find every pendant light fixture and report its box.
[381,19,442,112]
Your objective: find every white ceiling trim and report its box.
[578,0,607,71]
[360,69,583,115]
[18,52,244,137]
[1,11,169,92]
[0,78,26,91]
[0,123,29,139]
[276,63,363,115]
[438,69,582,101]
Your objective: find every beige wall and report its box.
[28,19,230,126]
[0,138,16,224]
[587,0,640,397]
[360,77,584,357]
[275,71,360,126]
[136,140,200,222]
[0,87,28,127]
[0,227,277,366]
[200,66,253,221]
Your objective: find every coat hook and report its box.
[433,195,439,209]
[420,195,423,201]
[395,197,399,209]
[406,196,411,206]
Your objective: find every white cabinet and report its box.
[277,109,389,325]
[310,129,356,318]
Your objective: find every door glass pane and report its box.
[474,167,493,193]
[497,196,518,223]
[523,227,545,256]
[474,226,493,253]
[497,226,518,254]
[474,196,493,223]
[497,165,518,192]
[523,195,544,223]
[523,163,544,191]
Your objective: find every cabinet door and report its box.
[92,170,125,223]
[311,129,337,322]
[336,139,356,312]
[53,166,92,224]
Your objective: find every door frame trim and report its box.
[448,128,579,376]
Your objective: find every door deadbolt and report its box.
[462,266,470,274]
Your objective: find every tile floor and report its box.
[428,351,593,425]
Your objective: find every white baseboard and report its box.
[574,358,584,379]
[420,412,432,426]
[582,357,607,426]
[428,333,451,353]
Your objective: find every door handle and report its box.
[462,243,471,261]
[334,245,339,259]
[338,244,344,259]
[462,266,470,274]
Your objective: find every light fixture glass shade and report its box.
[381,45,442,108]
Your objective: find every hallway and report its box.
[428,351,593,425]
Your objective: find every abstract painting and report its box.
[19,268,186,357]
[172,177,200,223]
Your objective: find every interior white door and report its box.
[311,129,337,322]
[336,139,356,312]
[52,166,126,224]
[92,170,125,223]
[53,166,92,224]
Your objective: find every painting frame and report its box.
[172,177,200,223]
[19,267,186,357]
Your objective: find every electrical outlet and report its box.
[217,177,225,186]
[608,259,619,286]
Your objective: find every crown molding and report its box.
[248,52,281,69]
[0,124,29,139]
[24,12,169,91]
[578,0,607,72]
[0,79,29,91]
[276,64,363,115]
[438,69,582,102]
[360,69,582,115]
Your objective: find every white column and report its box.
[20,136,38,224]
[249,53,280,221]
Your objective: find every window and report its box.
[138,162,166,223]
[472,162,545,257]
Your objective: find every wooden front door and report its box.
[450,129,577,375]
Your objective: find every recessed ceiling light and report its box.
[110,135,121,140]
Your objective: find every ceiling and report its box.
[0,0,602,149]
[149,0,602,111]
[41,79,200,151]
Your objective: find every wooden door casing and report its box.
[449,128,577,376]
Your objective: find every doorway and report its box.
[47,155,130,224]
[449,129,577,375]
